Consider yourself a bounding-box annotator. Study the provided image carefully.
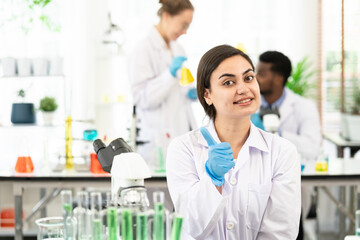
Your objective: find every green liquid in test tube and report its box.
[121,209,133,240]
[153,203,164,240]
[61,190,75,240]
[92,219,102,240]
[107,207,118,240]
[63,203,72,214]
[170,216,184,240]
[136,213,148,240]
[63,203,74,240]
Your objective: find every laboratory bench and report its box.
[3,158,360,239]
[0,170,167,240]
[324,132,360,157]
[302,158,360,239]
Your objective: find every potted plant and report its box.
[286,56,316,97]
[39,96,58,126]
[341,80,360,141]
[11,89,36,124]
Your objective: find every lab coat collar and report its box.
[279,88,296,125]
[197,120,269,153]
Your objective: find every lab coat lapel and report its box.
[279,88,295,127]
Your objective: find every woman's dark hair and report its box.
[158,0,194,17]
[197,44,255,120]
[259,51,292,86]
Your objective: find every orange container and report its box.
[15,156,34,173]
[0,208,24,228]
[90,153,107,174]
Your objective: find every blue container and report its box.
[83,129,98,141]
[11,103,36,124]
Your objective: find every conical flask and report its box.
[15,138,34,173]
[179,68,194,86]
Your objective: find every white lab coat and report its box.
[277,88,322,161]
[128,27,196,167]
[166,121,301,239]
[276,88,322,217]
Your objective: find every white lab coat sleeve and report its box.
[166,136,227,239]
[129,45,178,110]
[257,140,301,240]
[281,101,321,160]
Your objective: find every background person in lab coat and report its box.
[166,45,301,239]
[129,0,196,171]
[253,51,322,240]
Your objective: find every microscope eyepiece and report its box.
[93,139,106,154]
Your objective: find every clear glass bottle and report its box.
[74,191,92,239]
[91,192,103,240]
[60,190,76,239]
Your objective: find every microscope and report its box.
[93,138,151,210]
[259,106,281,134]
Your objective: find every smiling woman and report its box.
[196,45,257,120]
[166,44,301,239]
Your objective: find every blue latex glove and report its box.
[187,88,197,100]
[169,56,187,77]
[250,113,265,130]
[200,127,235,186]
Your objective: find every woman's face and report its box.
[163,9,193,41]
[204,55,260,120]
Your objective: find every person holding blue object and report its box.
[254,51,322,240]
[166,45,301,239]
[253,51,321,160]
[129,0,197,169]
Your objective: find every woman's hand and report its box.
[169,56,187,77]
[200,127,235,186]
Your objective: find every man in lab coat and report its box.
[254,51,322,240]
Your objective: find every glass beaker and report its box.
[35,216,64,240]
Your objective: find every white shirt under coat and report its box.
[129,26,196,166]
[166,121,301,239]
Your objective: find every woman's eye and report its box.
[224,80,234,86]
[245,75,254,81]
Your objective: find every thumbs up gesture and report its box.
[200,127,235,186]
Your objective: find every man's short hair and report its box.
[259,51,292,86]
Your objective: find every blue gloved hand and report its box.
[200,127,235,186]
[187,88,197,100]
[250,113,265,130]
[169,56,187,77]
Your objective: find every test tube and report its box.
[60,190,76,240]
[91,192,103,240]
[136,212,148,240]
[75,191,92,239]
[121,208,133,240]
[170,215,184,240]
[107,206,118,240]
[356,209,360,236]
[153,191,165,240]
